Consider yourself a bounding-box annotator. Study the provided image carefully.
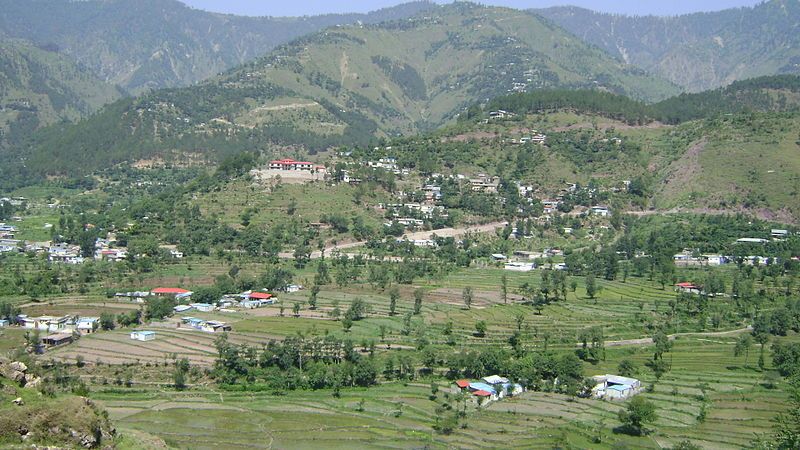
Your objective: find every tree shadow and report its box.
[612,424,648,436]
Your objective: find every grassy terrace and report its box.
[85,336,792,450]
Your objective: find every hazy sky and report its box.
[180,0,764,17]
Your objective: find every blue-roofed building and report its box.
[592,374,641,400]
[130,331,156,341]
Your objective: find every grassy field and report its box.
[80,335,791,450]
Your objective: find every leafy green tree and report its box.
[292,302,301,318]
[618,396,658,435]
[413,289,424,315]
[618,360,638,378]
[755,332,770,370]
[388,287,399,316]
[475,320,487,337]
[308,284,320,310]
[174,358,189,390]
[146,297,174,321]
[585,274,598,300]
[462,286,473,310]
[501,274,508,304]
[99,312,116,331]
[734,334,753,367]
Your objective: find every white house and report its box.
[592,375,641,400]
[190,303,215,313]
[772,229,789,239]
[590,206,611,217]
[130,331,156,341]
[505,262,535,272]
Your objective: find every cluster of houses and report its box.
[6,314,99,334]
[455,375,524,403]
[1,229,184,264]
[0,314,101,350]
[0,196,26,207]
[499,249,567,272]
[117,286,296,313]
[673,231,795,268]
[179,317,231,333]
[452,373,641,404]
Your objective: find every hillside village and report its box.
[1,1,800,449]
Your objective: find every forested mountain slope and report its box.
[483,75,800,125]
[15,3,679,177]
[0,39,123,150]
[536,0,800,92]
[0,0,437,94]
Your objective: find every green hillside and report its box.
[0,0,437,94]
[485,75,800,125]
[537,0,800,92]
[357,86,800,220]
[14,3,679,178]
[0,39,123,150]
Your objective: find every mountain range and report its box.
[15,3,682,176]
[0,0,437,94]
[1,0,800,196]
[536,0,800,92]
[0,39,123,149]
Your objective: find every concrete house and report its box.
[131,331,156,341]
[592,375,641,400]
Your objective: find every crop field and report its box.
[82,336,791,450]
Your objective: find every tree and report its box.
[292,302,301,318]
[618,360,638,378]
[462,286,473,310]
[342,316,353,332]
[475,320,487,337]
[413,289,424,315]
[501,274,508,304]
[174,358,189,390]
[515,312,525,332]
[618,396,658,435]
[755,332,770,370]
[192,286,221,305]
[308,284,320,310]
[388,287,399,316]
[734,334,753,367]
[146,297,174,321]
[652,331,672,361]
[99,312,116,331]
[772,379,800,449]
[585,274,599,300]
[346,298,369,321]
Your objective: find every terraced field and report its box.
[87,337,789,450]
[46,328,283,366]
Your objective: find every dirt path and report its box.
[280,221,506,259]
[592,327,751,348]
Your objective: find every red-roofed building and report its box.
[248,292,273,300]
[152,287,191,296]
[455,379,470,389]
[675,282,702,294]
[270,159,314,171]
[474,390,492,397]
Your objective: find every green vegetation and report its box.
[6,2,681,180]
[538,0,800,92]
[0,39,122,155]
[0,0,436,94]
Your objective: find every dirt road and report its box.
[279,221,506,259]
[585,327,752,348]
